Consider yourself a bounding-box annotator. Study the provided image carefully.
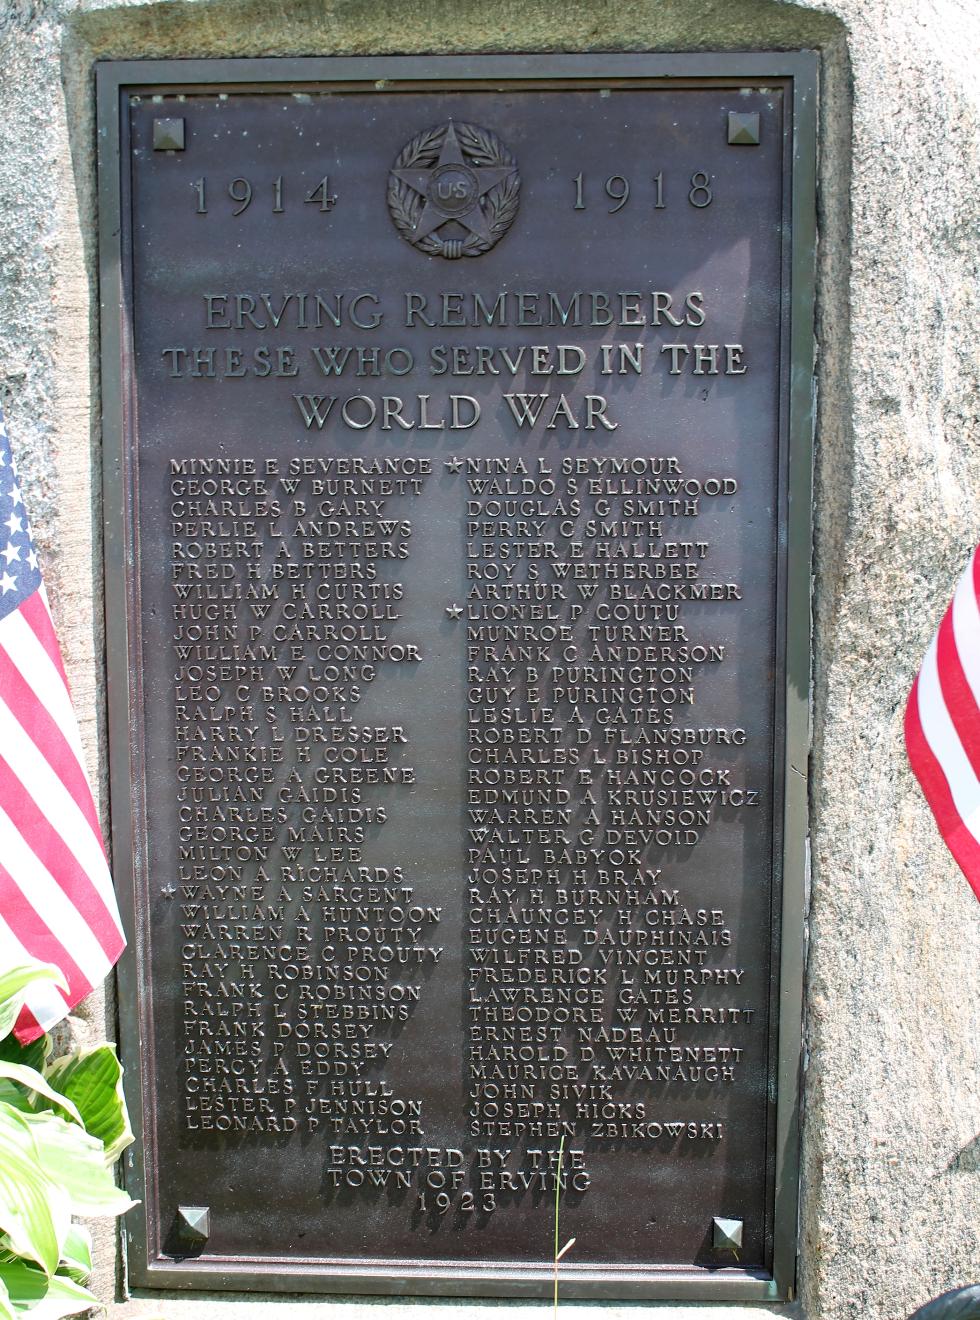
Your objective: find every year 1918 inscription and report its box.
[101,54,813,1302]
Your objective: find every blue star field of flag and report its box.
[0,410,43,622]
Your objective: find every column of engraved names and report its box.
[169,455,438,1147]
[464,453,759,1153]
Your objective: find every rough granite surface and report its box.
[0,1,978,1318]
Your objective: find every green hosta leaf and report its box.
[0,1067,80,1128]
[14,1113,135,1218]
[0,1085,30,1116]
[42,1046,131,1163]
[0,1274,16,1320]
[57,1225,91,1285]
[0,1258,97,1319]
[0,968,66,1044]
[0,1105,69,1274]
[0,1034,49,1075]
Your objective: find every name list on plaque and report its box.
[102,56,812,1301]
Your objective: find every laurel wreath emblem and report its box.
[386,122,520,260]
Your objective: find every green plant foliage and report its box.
[0,1257,98,1320]
[0,1107,70,1275]
[0,1033,49,1075]
[0,969,64,1045]
[0,1067,81,1128]
[0,1272,16,1320]
[14,1114,134,1218]
[44,1046,133,1164]
[0,960,135,1319]
[55,1227,91,1287]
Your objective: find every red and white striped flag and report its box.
[0,407,125,1041]
[905,544,980,902]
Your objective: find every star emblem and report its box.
[392,121,517,245]
[5,513,22,536]
[9,483,22,508]
[2,541,20,564]
[26,549,38,570]
[444,456,463,473]
[0,571,16,594]
[445,603,463,620]
[161,883,176,899]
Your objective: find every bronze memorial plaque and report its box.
[98,55,815,1302]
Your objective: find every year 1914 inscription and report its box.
[99,54,814,1302]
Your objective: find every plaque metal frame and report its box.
[97,52,817,1304]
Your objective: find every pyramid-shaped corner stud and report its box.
[153,118,186,151]
[727,111,760,146]
[174,1205,210,1247]
[712,1216,743,1251]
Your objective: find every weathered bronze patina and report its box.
[98,54,816,1302]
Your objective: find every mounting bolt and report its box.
[153,118,186,151]
[727,111,760,146]
[712,1216,743,1250]
[174,1205,210,1247]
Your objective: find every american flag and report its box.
[905,544,980,902]
[0,408,125,1042]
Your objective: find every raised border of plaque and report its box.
[97,52,816,1303]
